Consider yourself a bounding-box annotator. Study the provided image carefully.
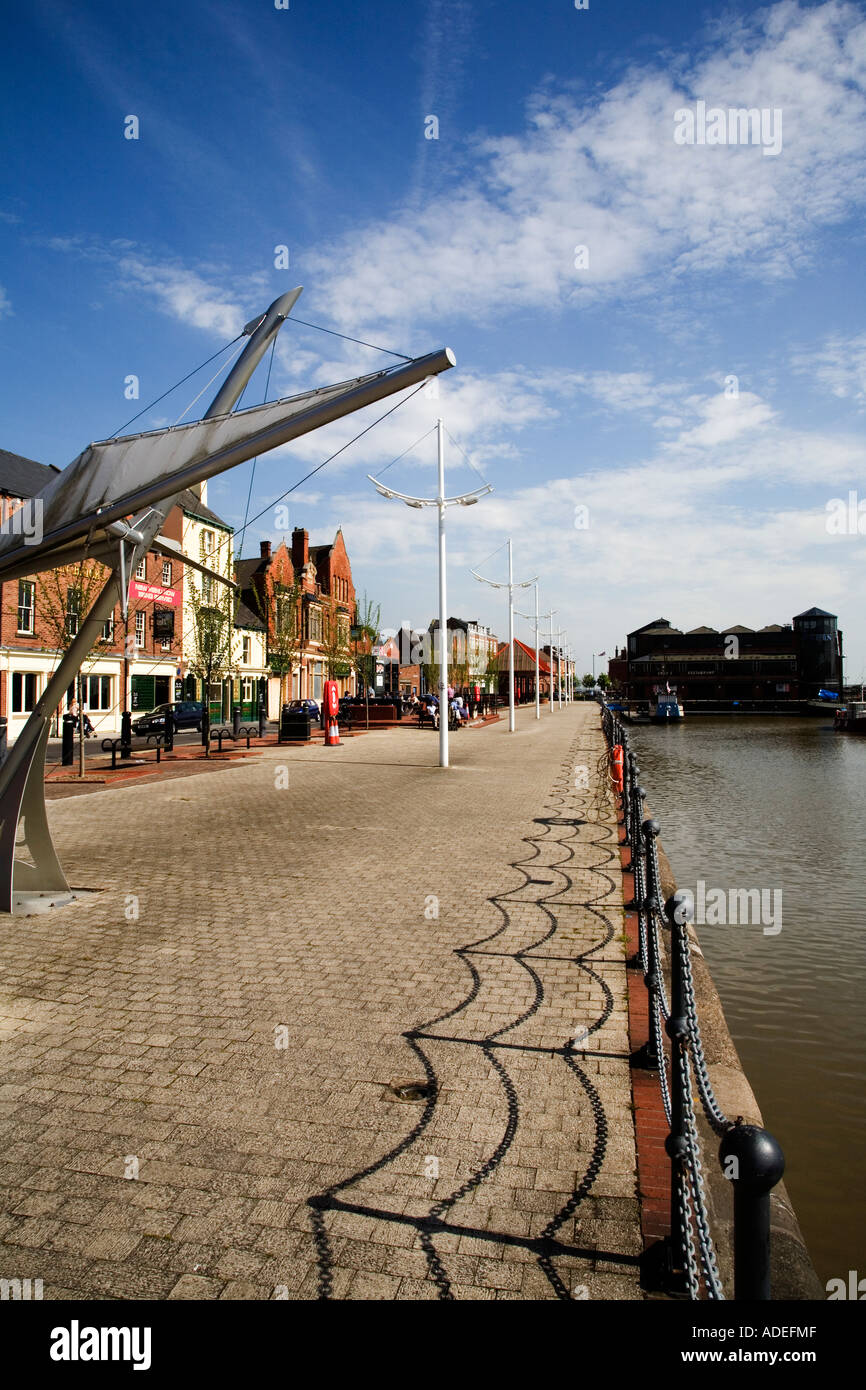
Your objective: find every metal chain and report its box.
[677,1163,702,1301]
[680,921,731,1136]
[649,908,671,1020]
[607,714,729,1301]
[679,1047,726,1299]
[651,988,672,1125]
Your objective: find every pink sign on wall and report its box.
[129,581,181,607]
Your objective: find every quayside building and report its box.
[607,609,843,711]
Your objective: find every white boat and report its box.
[650,692,684,721]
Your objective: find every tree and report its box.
[185,576,235,757]
[582,672,595,688]
[23,559,114,776]
[351,596,380,693]
[320,592,352,681]
[597,672,610,691]
[424,622,469,697]
[248,570,303,707]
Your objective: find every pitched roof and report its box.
[496,637,552,673]
[235,556,264,590]
[176,487,231,529]
[794,606,837,619]
[686,626,718,635]
[234,599,265,631]
[0,447,61,497]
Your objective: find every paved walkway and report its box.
[0,705,643,1300]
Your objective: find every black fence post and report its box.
[120,710,132,760]
[232,706,241,739]
[719,1123,785,1300]
[62,713,75,766]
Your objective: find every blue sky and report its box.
[2,0,866,678]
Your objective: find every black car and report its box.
[131,701,203,734]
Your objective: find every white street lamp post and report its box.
[513,582,542,720]
[547,609,557,713]
[368,416,491,768]
[472,539,536,733]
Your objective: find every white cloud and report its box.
[306,1,866,335]
[116,256,256,339]
[0,285,12,319]
[791,332,866,404]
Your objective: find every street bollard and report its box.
[232,706,241,738]
[62,713,75,766]
[120,710,132,760]
[259,706,267,738]
[719,1123,785,1300]
[0,716,6,768]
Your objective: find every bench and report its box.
[101,735,166,770]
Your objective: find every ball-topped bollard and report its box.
[719,1122,786,1301]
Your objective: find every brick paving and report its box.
[0,704,644,1300]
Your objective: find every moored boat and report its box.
[650,692,684,721]
[835,701,866,733]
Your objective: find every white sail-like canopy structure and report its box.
[0,295,455,914]
[0,348,455,580]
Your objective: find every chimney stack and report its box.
[292,527,309,570]
[260,540,272,560]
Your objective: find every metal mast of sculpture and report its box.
[0,290,456,912]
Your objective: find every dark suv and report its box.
[131,701,203,734]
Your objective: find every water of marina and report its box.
[625,715,866,1288]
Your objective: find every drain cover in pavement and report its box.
[387,1078,435,1102]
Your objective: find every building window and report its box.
[135,611,145,648]
[242,635,250,664]
[201,529,215,556]
[12,671,38,714]
[66,588,80,638]
[312,661,323,699]
[241,677,253,703]
[162,561,172,585]
[101,616,114,642]
[84,675,111,710]
[308,605,322,643]
[135,557,146,579]
[17,580,34,634]
[161,637,171,652]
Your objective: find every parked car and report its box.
[286,699,320,720]
[131,701,203,734]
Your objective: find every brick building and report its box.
[0,447,186,738]
[236,526,357,714]
[609,610,844,710]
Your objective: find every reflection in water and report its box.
[627,717,866,1286]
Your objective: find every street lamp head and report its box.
[404,500,424,509]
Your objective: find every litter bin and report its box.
[279,705,311,742]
